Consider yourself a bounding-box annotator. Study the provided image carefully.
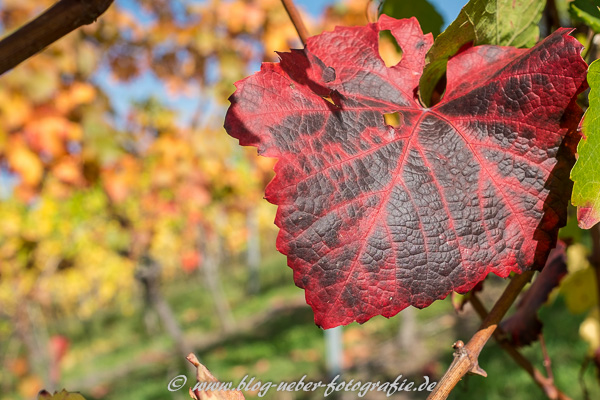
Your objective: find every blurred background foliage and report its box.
[0,0,599,399]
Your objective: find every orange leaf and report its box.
[52,156,84,185]
[8,141,43,186]
[56,82,96,113]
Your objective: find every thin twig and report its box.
[469,295,570,400]
[544,0,560,34]
[0,0,114,75]
[539,333,555,383]
[280,0,310,45]
[428,270,535,400]
[579,356,591,400]
[581,29,597,64]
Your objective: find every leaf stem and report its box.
[539,333,555,383]
[543,0,560,34]
[280,0,310,46]
[427,270,535,400]
[469,295,570,400]
[581,29,597,64]
[0,0,114,75]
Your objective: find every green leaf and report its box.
[571,59,600,229]
[378,0,444,37]
[419,0,546,106]
[569,0,600,33]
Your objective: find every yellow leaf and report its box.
[0,92,32,129]
[580,309,600,354]
[19,375,44,399]
[56,82,96,113]
[566,243,591,273]
[560,266,597,314]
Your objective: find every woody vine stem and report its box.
[0,0,115,75]
[279,1,569,399]
[468,294,571,400]
[426,271,536,399]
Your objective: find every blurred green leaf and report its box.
[378,0,444,37]
[559,207,584,243]
[571,59,600,229]
[570,0,600,32]
[419,0,545,106]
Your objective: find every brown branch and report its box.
[428,270,535,399]
[469,295,571,400]
[539,333,555,383]
[0,0,114,75]
[280,0,310,46]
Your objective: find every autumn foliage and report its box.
[2,0,600,399]
[225,16,587,328]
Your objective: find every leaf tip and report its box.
[577,206,600,229]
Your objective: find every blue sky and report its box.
[99,0,468,128]
[297,0,465,26]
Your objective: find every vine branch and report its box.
[280,0,310,45]
[539,333,555,384]
[470,295,571,400]
[0,0,114,76]
[428,270,535,399]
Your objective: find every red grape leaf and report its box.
[224,16,587,328]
